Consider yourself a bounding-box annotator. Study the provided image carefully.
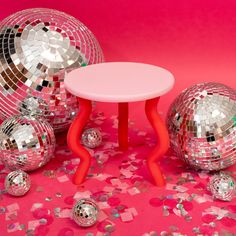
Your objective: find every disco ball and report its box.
[166,82,236,171]
[72,198,99,227]
[5,170,31,196]
[0,115,55,171]
[0,8,104,132]
[208,172,235,201]
[81,128,102,148]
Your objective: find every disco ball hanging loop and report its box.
[0,8,104,132]
[166,82,236,171]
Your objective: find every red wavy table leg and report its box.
[118,102,129,150]
[145,97,169,186]
[67,98,92,185]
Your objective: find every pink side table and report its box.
[65,62,174,186]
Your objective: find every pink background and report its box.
[1,1,236,236]
[1,0,236,121]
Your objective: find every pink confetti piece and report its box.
[98,202,110,209]
[58,209,72,218]
[6,203,19,212]
[57,175,69,183]
[73,190,91,200]
[30,203,43,212]
[96,174,112,181]
[128,187,141,195]
[173,193,190,200]
[97,210,108,222]
[198,172,209,179]
[125,207,138,216]
[110,178,122,186]
[120,211,134,222]
[71,158,80,165]
[103,186,115,192]
[28,220,40,230]
[5,211,17,221]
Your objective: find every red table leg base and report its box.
[67,98,92,185]
[118,102,129,150]
[145,97,170,187]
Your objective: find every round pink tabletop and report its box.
[65,62,175,102]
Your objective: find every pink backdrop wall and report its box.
[1,0,236,125]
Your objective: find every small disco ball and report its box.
[208,173,235,201]
[166,82,236,171]
[72,198,99,227]
[18,95,49,117]
[5,170,31,196]
[0,8,104,132]
[81,128,102,148]
[0,115,55,171]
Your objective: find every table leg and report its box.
[67,98,92,185]
[118,102,129,150]
[145,97,169,186]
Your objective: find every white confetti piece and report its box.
[6,203,19,212]
[128,187,141,195]
[173,208,182,217]
[125,207,138,216]
[28,220,40,230]
[120,211,134,222]
[73,190,91,200]
[30,203,43,212]
[59,209,72,218]
[57,175,69,183]
[205,206,229,219]
[166,184,188,192]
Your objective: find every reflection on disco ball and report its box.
[18,95,49,117]
[0,115,55,171]
[166,82,236,171]
[0,8,104,132]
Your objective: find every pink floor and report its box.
[0,109,236,235]
[1,0,236,235]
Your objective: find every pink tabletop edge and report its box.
[65,62,175,102]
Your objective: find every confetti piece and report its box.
[28,220,40,230]
[98,210,108,222]
[120,211,134,222]
[31,203,43,212]
[7,222,20,233]
[128,187,141,195]
[6,203,19,212]
[98,202,110,209]
[58,209,72,218]
[125,207,138,216]
[73,190,91,200]
[57,175,69,183]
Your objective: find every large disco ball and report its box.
[0,8,104,132]
[166,82,236,171]
[0,115,55,171]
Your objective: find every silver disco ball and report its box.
[72,198,99,227]
[166,82,236,171]
[0,115,55,171]
[0,8,104,132]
